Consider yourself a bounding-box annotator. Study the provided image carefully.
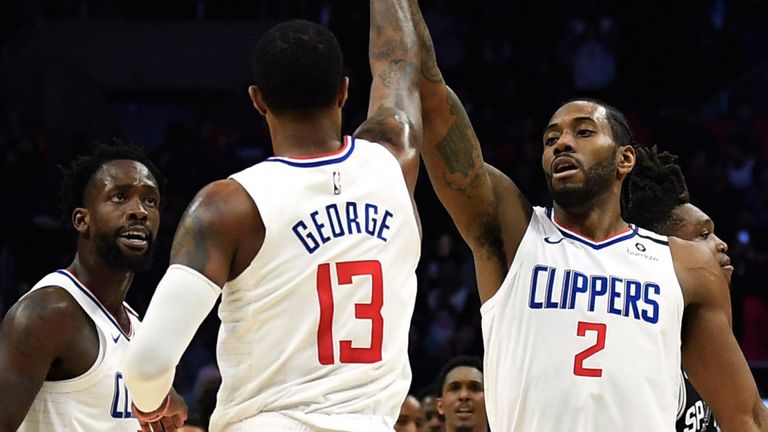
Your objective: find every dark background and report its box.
[1,0,768,408]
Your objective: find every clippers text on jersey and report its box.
[528,264,660,324]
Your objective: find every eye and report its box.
[576,129,595,137]
[699,230,711,240]
[111,193,125,202]
[544,135,559,146]
[144,196,159,207]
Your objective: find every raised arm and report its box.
[354,0,422,195]
[123,180,257,419]
[407,0,532,301]
[673,239,768,431]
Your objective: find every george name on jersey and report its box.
[292,201,393,254]
[528,264,660,324]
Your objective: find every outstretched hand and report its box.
[133,390,188,432]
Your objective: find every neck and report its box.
[552,187,628,241]
[66,249,134,319]
[266,108,343,157]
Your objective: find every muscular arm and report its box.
[124,180,259,412]
[0,289,84,431]
[354,0,422,195]
[673,239,768,431]
[407,0,532,301]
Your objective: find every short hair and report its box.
[58,139,165,225]
[252,19,343,115]
[621,145,690,233]
[567,98,636,148]
[435,355,483,396]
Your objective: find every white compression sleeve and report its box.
[122,264,221,412]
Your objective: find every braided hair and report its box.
[621,145,689,233]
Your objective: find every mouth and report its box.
[117,226,151,251]
[455,406,474,419]
[551,156,580,179]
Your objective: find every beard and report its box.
[93,230,156,273]
[546,150,617,209]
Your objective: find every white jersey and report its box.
[18,270,141,432]
[481,206,684,432]
[211,136,420,432]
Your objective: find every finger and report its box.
[160,416,175,432]
[139,420,152,432]
[171,413,185,428]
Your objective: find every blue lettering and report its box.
[292,221,320,254]
[589,276,608,312]
[642,283,660,324]
[560,269,572,308]
[325,204,345,237]
[623,280,642,319]
[544,267,558,308]
[346,202,362,234]
[377,210,393,241]
[529,265,548,309]
[608,277,623,315]
[310,210,331,244]
[365,204,379,235]
[111,372,132,419]
[568,271,589,309]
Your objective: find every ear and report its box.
[248,85,268,116]
[337,77,350,108]
[436,397,445,416]
[72,208,89,234]
[617,145,635,177]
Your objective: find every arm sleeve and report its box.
[122,264,221,412]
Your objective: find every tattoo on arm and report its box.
[435,93,485,198]
[171,205,211,273]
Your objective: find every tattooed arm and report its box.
[407,0,532,302]
[124,180,260,417]
[354,0,422,197]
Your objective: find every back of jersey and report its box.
[211,136,420,432]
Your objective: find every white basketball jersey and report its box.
[18,270,141,432]
[481,207,684,432]
[211,136,420,432]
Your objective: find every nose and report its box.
[714,234,728,253]
[126,197,149,221]
[553,131,574,155]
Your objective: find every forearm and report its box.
[122,264,220,411]
[368,0,420,104]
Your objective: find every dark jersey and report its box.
[676,371,718,432]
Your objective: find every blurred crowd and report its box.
[2,0,768,428]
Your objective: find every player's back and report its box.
[482,207,683,432]
[210,136,420,432]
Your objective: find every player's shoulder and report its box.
[2,286,87,347]
[191,179,256,217]
[180,179,262,241]
[669,236,717,270]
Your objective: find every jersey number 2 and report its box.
[316,260,383,365]
[573,321,606,377]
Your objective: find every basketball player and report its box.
[0,143,187,431]
[623,145,732,432]
[123,4,423,431]
[395,395,426,432]
[435,356,487,432]
[421,394,444,432]
[406,1,768,429]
